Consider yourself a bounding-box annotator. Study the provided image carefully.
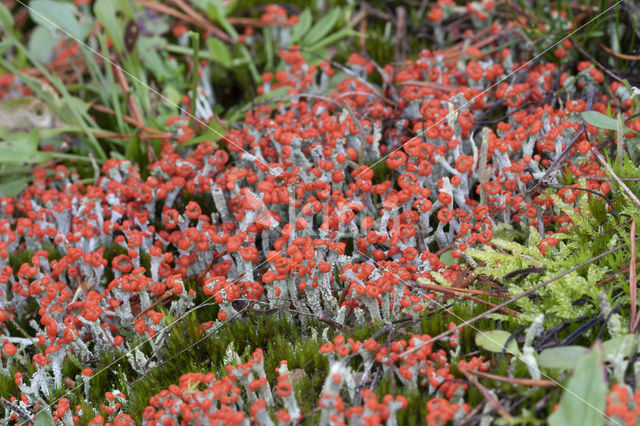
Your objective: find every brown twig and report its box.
[599,42,640,61]
[571,39,624,83]
[442,22,516,59]
[1,397,32,424]
[134,0,195,26]
[461,367,558,387]
[90,104,172,138]
[413,281,510,297]
[113,63,160,165]
[170,0,233,43]
[226,17,293,28]
[133,0,232,43]
[195,251,228,285]
[434,242,456,257]
[396,80,458,92]
[114,65,145,128]
[318,316,353,334]
[22,56,91,77]
[410,281,519,317]
[458,366,512,421]
[133,289,174,323]
[597,257,640,287]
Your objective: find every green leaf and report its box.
[134,8,169,35]
[302,8,341,47]
[0,177,30,197]
[28,25,62,63]
[475,330,521,356]
[163,85,183,107]
[204,0,226,20]
[179,119,226,147]
[33,409,55,426]
[548,346,607,426]
[291,8,312,43]
[0,3,13,31]
[29,0,88,40]
[622,78,636,98]
[582,110,619,131]
[0,130,52,164]
[124,130,141,163]
[537,346,588,370]
[439,249,456,267]
[207,38,231,67]
[0,41,11,56]
[203,0,236,37]
[137,37,171,81]
[94,0,127,54]
[602,334,636,358]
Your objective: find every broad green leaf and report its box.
[537,346,587,370]
[291,8,312,43]
[302,8,341,46]
[29,0,88,40]
[28,25,61,63]
[548,346,606,426]
[207,38,231,67]
[475,330,521,356]
[33,409,55,426]
[602,334,636,358]
[0,177,30,197]
[582,110,619,131]
[163,85,183,107]
[0,130,52,164]
[439,249,456,267]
